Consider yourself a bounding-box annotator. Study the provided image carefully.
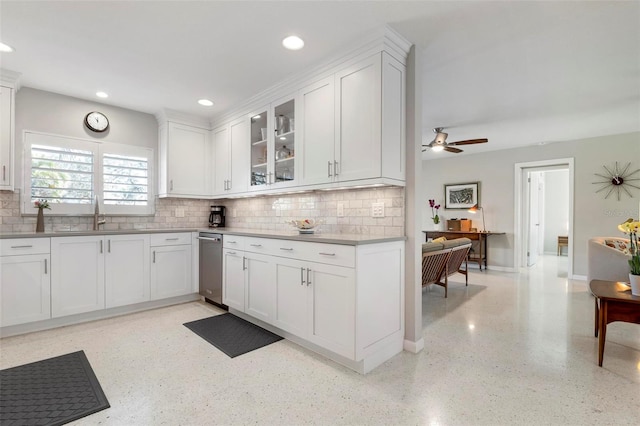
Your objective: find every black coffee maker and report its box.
[209,206,226,228]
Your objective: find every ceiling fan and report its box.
[422,127,488,153]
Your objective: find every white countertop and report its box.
[1,227,406,246]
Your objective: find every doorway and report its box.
[514,158,575,277]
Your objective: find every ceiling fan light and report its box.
[432,145,444,152]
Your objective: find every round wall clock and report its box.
[592,161,640,200]
[84,111,109,132]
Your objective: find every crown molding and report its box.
[210,25,412,128]
[155,108,211,129]
[0,68,22,90]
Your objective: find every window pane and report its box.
[30,144,94,204]
[103,154,149,206]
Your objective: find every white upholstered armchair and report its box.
[587,237,631,284]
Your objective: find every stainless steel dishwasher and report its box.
[198,232,226,309]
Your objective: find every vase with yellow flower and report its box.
[618,218,640,295]
[34,199,50,233]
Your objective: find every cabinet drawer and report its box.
[150,232,191,246]
[243,237,278,254]
[223,235,246,250]
[273,240,355,268]
[1,238,50,256]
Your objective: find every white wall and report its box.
[422,131,640,276]
[14,87,158,190]
[542,170,569,254]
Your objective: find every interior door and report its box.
[527,172,541,266]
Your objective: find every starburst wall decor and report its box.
[592,162,640,200]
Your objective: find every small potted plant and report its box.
[34,199,50,233]
[428,199,441,227]
[618,218,640,295]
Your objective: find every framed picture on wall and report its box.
[444,182,479,209]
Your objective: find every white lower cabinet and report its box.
[244,253,276,323]
[272,256,355,358]
[150,241,192,300]
[222,236,404,372]
[222,248,246,311]
[1,254,51,327]
[105,234,150,308]
[51,236,106,318]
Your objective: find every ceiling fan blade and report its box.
[443,146,463,153]
[447,138,488,146]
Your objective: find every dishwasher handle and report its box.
[197,236,222,242]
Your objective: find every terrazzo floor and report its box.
[1,255,639,425]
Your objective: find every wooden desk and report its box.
[423,231,504,271]
[589,280,640,366]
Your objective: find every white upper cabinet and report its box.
[248,95,298,192]
[335,54,382,182]
[158,121,211,198]
[0,84,15,190]
[298,76,335,186]
[212,124,230,194]
[212,117,249,196]
[298,52,405,187]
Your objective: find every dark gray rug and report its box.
[0,350,110,426]
[184,313,283,358]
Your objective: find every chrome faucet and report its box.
[93,195,106,230]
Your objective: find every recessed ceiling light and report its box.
[198,99,214,107]
[96,91,109,98]
[253,114,261,119]
[279,136,286,141]
[0,42,15,53]
[282,35,304,50]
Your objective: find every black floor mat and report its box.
[0,350,110,426]
[184,313,283,358]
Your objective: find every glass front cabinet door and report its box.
[248,95,298,191]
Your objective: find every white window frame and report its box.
[23,131,155,216]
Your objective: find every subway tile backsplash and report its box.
[221,187,405,236]
[0,187,405,236]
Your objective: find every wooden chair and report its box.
[422,238,471,298]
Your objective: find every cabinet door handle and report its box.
[153,250,156,263]
[10,245,33,249]
[280,247,293,251]
[227,179,232,190]
[327,161,332,177]
[2,165,5,181]
[165,238,179,241]
[224,180,227,190]
[301,267,305,285]
[249,244,262,247]
[227,241,236,244]
[227,251,236,255]
[242,256,247,270]
[100,240,103,253]
[108,240,111,253]
[319,252,335,256]
[307,268,311,286]
[334,160,339,176]
[44,258,48,274]
[170,180,174,191]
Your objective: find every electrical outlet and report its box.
[232,209,237,218]
[275,208,281,217]
[371,202,385,218]
[337,202,344,217]
[175,207,185,218]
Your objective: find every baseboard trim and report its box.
[1,293,200,338]
[483,265,517,273]
[403,338,424,353]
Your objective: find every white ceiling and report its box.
[1,1,639,158]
